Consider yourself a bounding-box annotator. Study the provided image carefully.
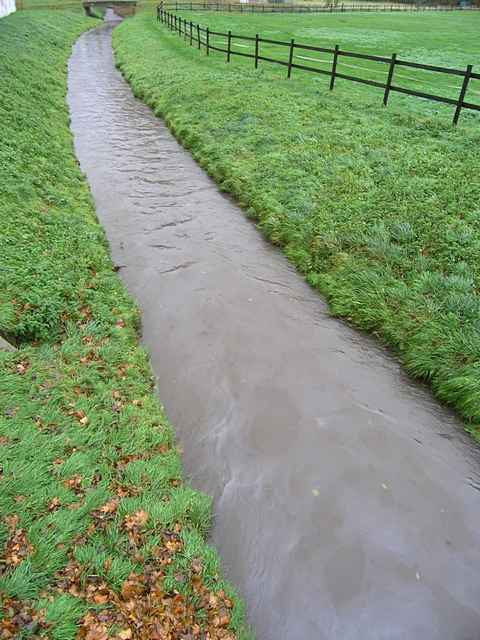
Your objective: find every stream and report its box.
[67,17,480,640]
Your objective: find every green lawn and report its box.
[0,11,249,639]
[114,11,480,433]
[18,0,82,8]
[161,9,480,109]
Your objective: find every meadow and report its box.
[161,9,480,114]
[0,10,249,639]
[113,10,480,432]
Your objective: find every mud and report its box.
[67,19,480,640]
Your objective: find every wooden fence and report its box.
[162,1,477,13]
[157,7,479,124]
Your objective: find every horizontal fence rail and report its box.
[157,6,479,124]
[162,1,479,13]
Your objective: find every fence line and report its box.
[162,1,479,13]
[157,7,479,124]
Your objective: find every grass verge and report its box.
[113,13,480,434]
[0,11,249,639]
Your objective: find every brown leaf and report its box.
[99,499,118,514]
[64,475,84,496]
[15,361,29,375]
[92,592,110,605]
[124,510,148,529]
[191,558,202,574]
[5,515,19,531]
[4,528,34,566]
[48,497,61,511]
[85,623,108,640]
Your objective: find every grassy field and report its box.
[113,11,480,433]
[16,0,81,8]
[161,9,480,109]
[0,10,249,639]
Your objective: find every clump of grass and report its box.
[113,13,480,433]
[0,11,250,639]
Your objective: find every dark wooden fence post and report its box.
[206,27,210,55]
[383,52,396,106]
[190,20,193,45]
[197,23,201,49]
[287,38,294,78]
[227,29,232,62]
[453,64,473,125]
[255,34,259,69]
[330,44,339,90]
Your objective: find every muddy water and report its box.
[68,20,480,640]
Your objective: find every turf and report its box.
[17,0,81,9]
[159,8,480,109]
[0,10,249,639]
[113,11,480,435]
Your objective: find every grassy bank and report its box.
[113,13,480,433]
[0,11,249,639]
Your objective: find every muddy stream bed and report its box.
[67,18,480,640]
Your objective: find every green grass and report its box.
[0,10,249,639]
[18,0,82,9]
[113,12,480,434]
[163,9,480,106]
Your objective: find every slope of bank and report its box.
[0,11,249,639]
[113,13,480,432]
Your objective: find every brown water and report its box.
[67,19,480,640]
